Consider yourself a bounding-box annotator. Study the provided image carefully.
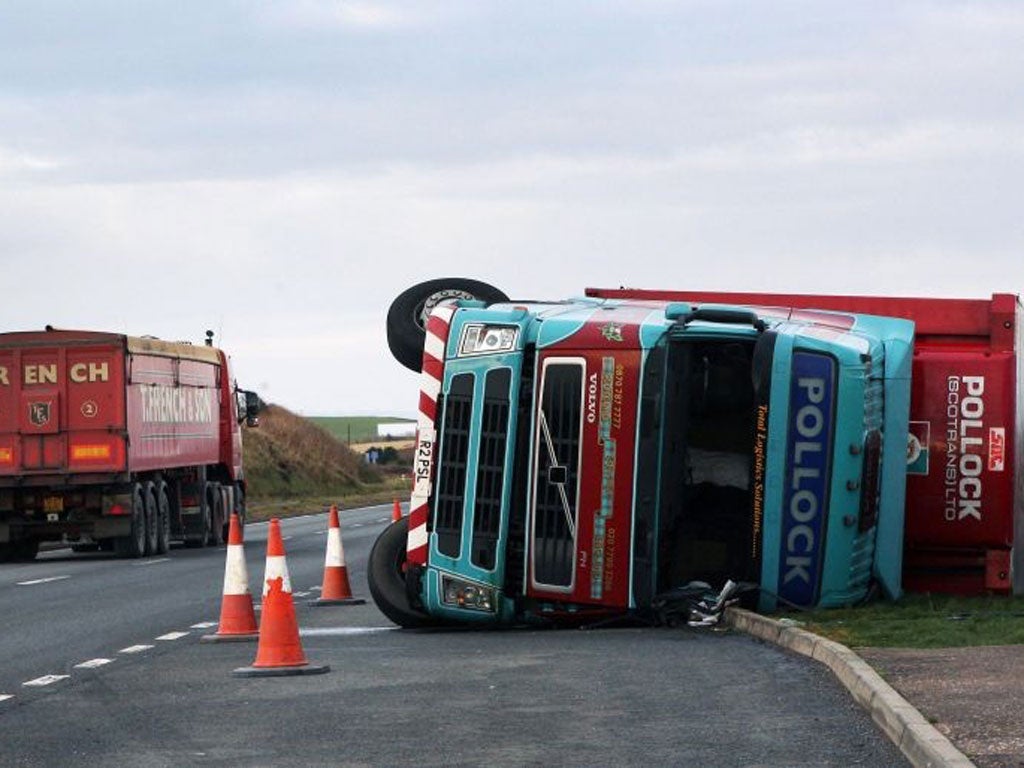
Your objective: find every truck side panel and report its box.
[126,353,221,474]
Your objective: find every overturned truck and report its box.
[367,280,1022,626]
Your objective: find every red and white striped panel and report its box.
[407,303,456,566]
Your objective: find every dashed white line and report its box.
[190,621,218,629]
[23,674,70,687]
[375,517,388,523]
[282,535,293,541]
[119,645,153,654]
[310,586,322,592]
[16,575,71,586]
[350,523,363,528]
[155,631,189,641]
[132,558,171,567]
[75,658,113,669]
[0,694,13,703]
[293,591,311,598]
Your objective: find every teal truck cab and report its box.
[367,279,920,626]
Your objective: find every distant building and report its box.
[377,422,416,439]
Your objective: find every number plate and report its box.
[412,428,436,499]
[43,496,64,513]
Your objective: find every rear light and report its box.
[107,504,127,516]
[0,447,12,465]
[70,443,112,462]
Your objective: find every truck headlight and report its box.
[441,576,497,612]
[457,324,518,357]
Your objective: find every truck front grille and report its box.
[532,362,583,588]
[471,369,511,570]
[435,373,473,558]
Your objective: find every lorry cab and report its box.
[370,280,916,627]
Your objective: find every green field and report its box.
[309,416,415,444]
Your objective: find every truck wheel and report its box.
[207,485,226,546]
[2,539,39,562]
[387,278,509,372]
[155,482,171,555]
[115,485,147,558]
[143,482,159,556]
[234,486,246,528]
[367,517,436,628]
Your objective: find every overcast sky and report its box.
[1,1,1021,416]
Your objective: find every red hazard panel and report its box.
[904,347,1016,549]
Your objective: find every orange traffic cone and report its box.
[310,505,365,607]
[391,498,403,523]
[232,519,329,677]
[201,512,258,643]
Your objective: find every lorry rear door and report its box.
[0,334,128,477]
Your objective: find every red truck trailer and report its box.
[0,329,262,560]
[587,288,1024,598]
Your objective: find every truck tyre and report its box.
[1,539,39,562]
[234,486,246,529]
[207,485,226,546]
[143,482,159,556]
[387,278,509,372]
[155,482,171,555]
[115,484,148,558]
[367,517,436,628]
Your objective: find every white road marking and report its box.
[133,558,171,567]
[282,536,293,541]
[299,627,396,637]
[0,694,13,703]
[310,586,322,592]
[155,631,189,641]
[119,645,153,654]
[190,621,217,629]
[16,575,70,586]
[293,591,310,598]
[315,529,327,535]
[75,659,113,669]
[23,674,70,687]
[350,523,362,528]
[375,517,388,523]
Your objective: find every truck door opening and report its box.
[657,338,760,592]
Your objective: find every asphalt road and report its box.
[0,503,908,767]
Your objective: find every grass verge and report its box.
[247,476,409,522]
[793,593,1024,648]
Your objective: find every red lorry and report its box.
[0,329,262,560]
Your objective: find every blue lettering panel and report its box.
[778,353,835,606]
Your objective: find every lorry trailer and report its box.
[367,279,1022,627]
[0,329,261,560]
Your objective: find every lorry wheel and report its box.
[143,482,159,556]
[155,482,171,555]
[367,517,436,628]
[387,278,509,372]
[234,486,246,528]
[207,485,226,546]
[115,485,147,558]
[3,539,39,562]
